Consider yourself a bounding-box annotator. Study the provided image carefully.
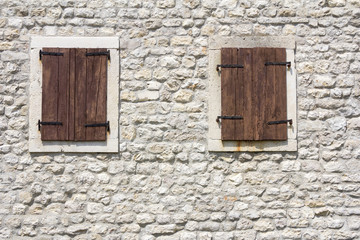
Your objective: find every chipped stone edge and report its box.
[29,36,119,153]
[208,36,297,152]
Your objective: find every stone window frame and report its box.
[29,37,119,153]
[208,36,297,152]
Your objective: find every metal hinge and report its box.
[38,120,62,131]
[216,64,244,72]
[265,62,291,68]
[39,50,64,60]
[85,121,110,132]
[86,50,110,60]
[216,115,244,123]
[267,119,293,126]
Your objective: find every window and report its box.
[29,37,119,152]
[208,36,297,152]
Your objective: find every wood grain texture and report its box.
[75,48,87,141]
[85,48,107,141]
[68,48,76,141]
[239,48,252,140]
[221,48,236,140]
[261,48,287,140]
[220,47,288,141]
[57,48,69,140]
[274,48,287,140]
[41,48,59,140]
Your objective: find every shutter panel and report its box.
[41,48,69,141]
[263,48,287,140]
[221,48,238,140]
[85,48,107,141]
[75,48,107,141]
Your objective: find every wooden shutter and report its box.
[41,48,107,141]
[220,48,287,141]
[41,48,70,141]
[262,48,287,140]
[75,48,108,141]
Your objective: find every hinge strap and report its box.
[216,64,244,72]
[38,120,62,131]
[216,115,244,122]
[39,50,64,60]
[265,62,291,68]
[267,119,293,126]
[85,121,110,132]
[86,51,110,60]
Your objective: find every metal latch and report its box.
[85,121,110,132]
[38,120,62,130]
[216,64,244,72]
[86,51,110,60]
[267,119,293,126]
[39,50,64,60]
[265,62,291,69]
[216,116,244,122]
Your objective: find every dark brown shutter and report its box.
[221,48,238,140]
[42,48,107,141]
[75,49,107,141]
[220,48,287,141]
[262,48,287,140]
[41,48,70,141]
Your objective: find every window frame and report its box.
[29,37,119,153]
[208,36,297,152]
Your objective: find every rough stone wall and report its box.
[1,0,360,239]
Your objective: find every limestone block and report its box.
[328,0,346,7]
[157,0,176,8]
[171,36,193,46]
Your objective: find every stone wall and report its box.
[1,0,360,239]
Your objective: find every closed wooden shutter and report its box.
[220,47,287,141]
[262,48,287,140]
[41,48,70,141]
[41,48,107,141]
[75,49,108,141]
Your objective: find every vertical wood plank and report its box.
[263,48,277,140]
[57,48,69,140]
[85,48,96,140]
[85,49,107,141]
[41,48,59,140]
[239,48,252,140]
[75,48,87,141]
[275,48,287,140]
[94,48,107,140]
[68,48,76,141]
[221,48,236,140]
[252,48,267,140]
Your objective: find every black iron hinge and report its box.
[86,50,110,60]
[267,119,293,126]
[39,50,64,60]
[216,64,244,72]
[265,62,291,68]
[85,121,110,132]
[216,115,244,123]
[38,120,62,131]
